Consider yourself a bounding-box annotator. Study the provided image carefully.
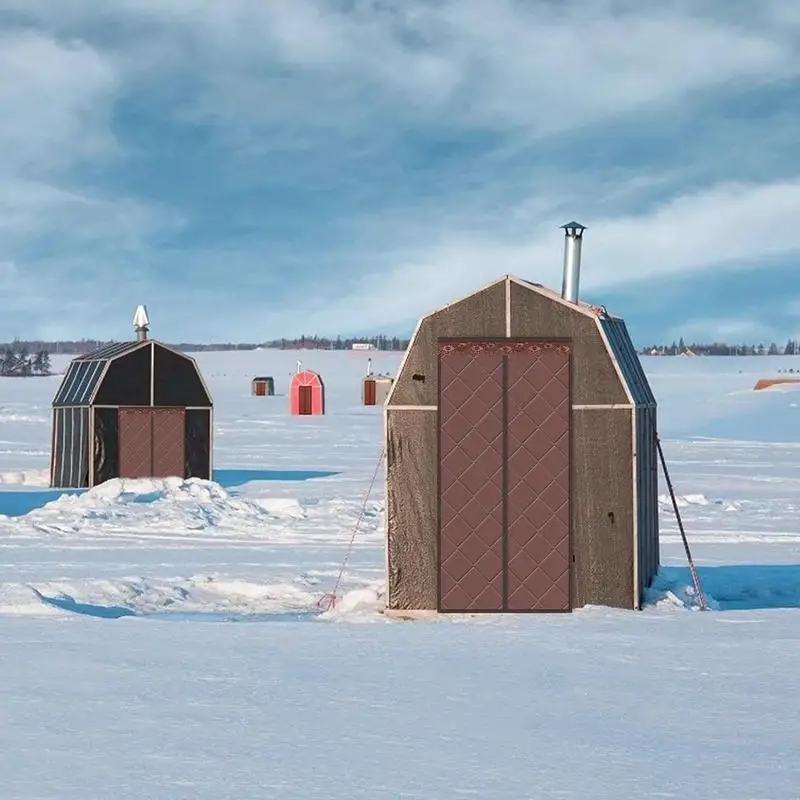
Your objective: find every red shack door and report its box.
[255,382,266,396]
[298,385,313,415]
[364,379,376,406]
[437,339,571,613]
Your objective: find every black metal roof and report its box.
[252,376,273,381]
[74,341,145,361]
[53,340,148,407]
[599,317,657,406]
[52,359,108,406]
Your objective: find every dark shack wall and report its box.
[93,345,151,406]
[572,408,635,609]
[636,405,660,603]
[186,409,212,480]
[154,347,211,407]
[51,406,90,488]
[509,282,628,405]
[93,407,119,486]
[388,281,506,406]
[386,409,438,609]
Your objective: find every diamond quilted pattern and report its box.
[439,344,504,612]
[152,409,186,478]
[437,339,571,613]
[119,408,153,479]
[506,347,570,611]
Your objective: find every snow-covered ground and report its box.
[1,349,799,798]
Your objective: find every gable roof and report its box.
[385,274,654,408]
[52,339,204,408]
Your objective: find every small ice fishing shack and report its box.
[384,223,659,614]
[50,306,214,488]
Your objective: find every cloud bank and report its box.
[0,0,797,342]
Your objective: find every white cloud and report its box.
[0,31,119,177]
[4,0,795,136]
[0,0,797,339]
[295,178,800,334]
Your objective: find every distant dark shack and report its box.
[252,376,275,396]
[384,223,659,615]
[50,339,213,488]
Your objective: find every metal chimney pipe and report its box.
[132,304,150,341]
[560,221,587,303]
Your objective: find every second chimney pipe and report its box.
[560,221,586,303]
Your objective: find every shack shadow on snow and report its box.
[32,589,137,619]
[657,564,800,610]
[0,468,341,516]
[212,468,340,487]
[32,590,319,623]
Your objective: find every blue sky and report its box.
[1,0,799,346]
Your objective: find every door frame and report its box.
[436,337,573,613]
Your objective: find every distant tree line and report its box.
[0,344,51,377]
[268,335,410,351]
[640,338,800,356]
[0,333,411,357]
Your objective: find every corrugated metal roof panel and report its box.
[76,341,143,361]
[52,361,81,406]
[53,346,129,406]
[53,360,108,407]
[68,359,106,405]
[600,317,657,406]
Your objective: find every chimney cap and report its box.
[133,304,150,329]
[561,221,587,236]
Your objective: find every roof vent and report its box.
[560,221,586,303]
[133,305,150,342]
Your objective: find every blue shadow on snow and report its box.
[33,589,137,619]
[212,468,339,487]
[32,589,320,623]
[658,564,800,610]
[0,468,340,517]
[0,488,84,517]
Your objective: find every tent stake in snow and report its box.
[655,433,707,611]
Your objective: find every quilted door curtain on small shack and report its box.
[438,339,571,612]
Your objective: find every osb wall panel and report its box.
[386,409,437,609]
[389,281,506,406]
[572,408,634,609]
[509,282,627,406]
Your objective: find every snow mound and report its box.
[659,492,711,508]
[645,576,719,611]
[0,574,324,618]
[320,584,387,623]
[658,492,741,512]
[23,477,305,538]
[0,468,50,486]
[252,497,306,518]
